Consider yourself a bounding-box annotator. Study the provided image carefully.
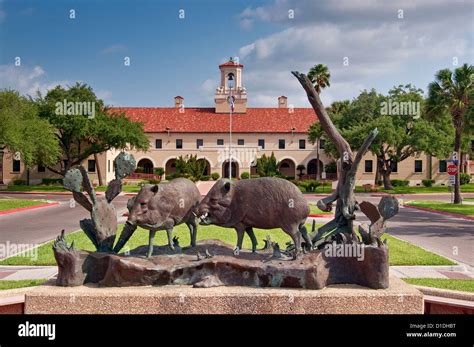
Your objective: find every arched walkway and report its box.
[197,159,211,176]
[222,160,239,179]
[307,158,324,177]
[165,158,177,176]
[278,158,296,178]
[137,158,154,174]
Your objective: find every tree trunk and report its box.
[292,71,379,242]
[382,171,393,190]
[453,123,462,204]
[94,153,104,186]
[316,138,321,180]
[0,149,4,184]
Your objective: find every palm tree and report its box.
[427,63,473,204]
[308,64,331,94]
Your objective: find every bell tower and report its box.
[214,57,247,113]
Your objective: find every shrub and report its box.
[390,179,409,187]
[422,179,435,187]
[11,179,26,185]
[134,167,144,173]
[211,172,220,181]
[460,173,471,185]
[250,174,260,179]
[299,180,321,192]
[285,176,295,180]
[166,173,176,180]
[147,178,161,184]
[240,172,250,179]
[325,161,337,174]
[153,167,165,176]
[201,175,210,181]
[41,178,63,185]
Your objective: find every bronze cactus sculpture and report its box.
[59,152,136,252]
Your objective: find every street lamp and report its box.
[227,73,235,179]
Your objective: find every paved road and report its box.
[306,193,474,267]
[0,193,129,258]
[1,192,473,266]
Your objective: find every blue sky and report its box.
[0,0,473,107]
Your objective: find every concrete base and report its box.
[24,276,423,314]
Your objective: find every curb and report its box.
[0,191,106,196]
[402,204,474,221]
[0,202,60,215]
[308,213,334,218]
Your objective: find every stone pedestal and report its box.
[24,276,423,314]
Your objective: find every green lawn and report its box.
[464,198,474,202]
[403,278,474,293]
[308,204,333,215]
[0,279,47,291]
[355,183,474,194]
[0,198,49,212]
[0,222,455,267]
[405,200,474,216]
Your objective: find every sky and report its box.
[0,0,473,108]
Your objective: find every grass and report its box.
[0,198,49,212]
[464,198,474,202]
[355,183,474,194]
[405,200,474,216]
[381,234,456,266]
[0,279,47,291]
[403,278,474,293]
[308,204,333,215]
[0,223,455,267]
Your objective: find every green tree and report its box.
[34,83,150,184]
[307,64,331,94]
[338,86,453,189]
[174,155,206,182]
[427,64,474,204]
[256,153,280,177]
[0,90,60,184]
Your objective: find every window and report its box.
[258,139,265,149]
[237,139,244,146]
[414,160,423,173]
[108,160,111,173]
[278,139,285,149]
[299,139,306,149]
[12,160,20,172]
[390,161,398,173]
[88,160,96,173]
[176,139,183,149]
[319,139,326,149]
[217,139,224,146]
[155,139,162,149]
[280,162,290,168]
[38,165,46,173]
[439,160,447,173]
[196,139,203,149]
[364,160,373,173]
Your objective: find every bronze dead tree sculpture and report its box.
[291,71,399,247]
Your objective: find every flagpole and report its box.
[229,85,232,179]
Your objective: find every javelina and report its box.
[113,178,201,257]
[196,177,311,259]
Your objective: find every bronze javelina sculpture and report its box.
[113,178,201,257]
[196,177,311,259]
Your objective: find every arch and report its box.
[306,158,324,177]
[222,159,239,179]
[165,158,177,176]
[137,158,154,174]
[197,158,211,176]
[278,158,296,178]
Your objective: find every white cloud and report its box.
[233,0,473,107]
[100,44,127,55]
[0,65,69,96]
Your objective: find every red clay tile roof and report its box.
[111,107,317,133]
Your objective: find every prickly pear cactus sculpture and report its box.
[59,152,136,252]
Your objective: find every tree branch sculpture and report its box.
[292,71,397,246]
